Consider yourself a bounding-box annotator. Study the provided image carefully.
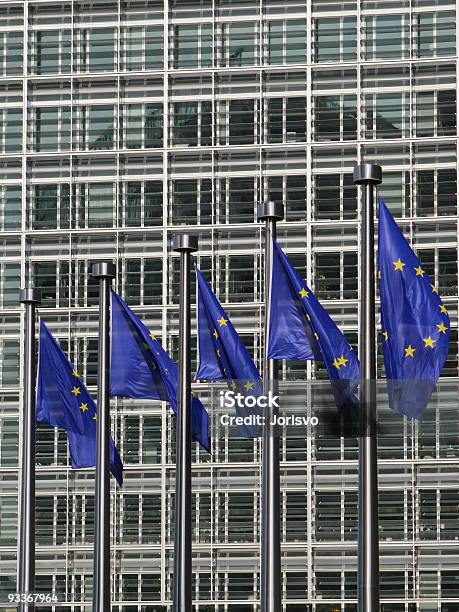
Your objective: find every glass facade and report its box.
[0,0,458,609]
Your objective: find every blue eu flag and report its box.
[110,291,211,452]
[268,239,360,408]
[195,268,262,438]
[36,321,123,485]
[378,196,450,418]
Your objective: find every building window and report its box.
[123,258,162,306]
[415,11,456,58]
[78,28,116,73]
[0,108,22,153]
[218,177,255,224]
[170,178,212,225]
[416,90,456,137]
[364,15,410,61]
[0,31,22,75]
[30,184,70,230]
[314,17,357,63]
[379,171,410,217]
[415,168,456,217]
[284,492,307,542]
[314,95,357,141]
[267,97,306,144]
[0,339,19,387]
[172,24,213,69]
[32,30,71,74]
[221,22,257,67]
[0,262,19,310]
[364,93,409,140]
[121,180,162,227]
[171,101,212,147]
[0,184,21,230]
[314,173,357,221]
[315,572,341,598]
[32,261,69,308]
[0,419,18,467]
[0,496,16,546]
[219,100,256,146]
[227,492,255,543]
[122,103,163,149]
[219,255,256,302]
[268,19,307,65]
[74,105,115,150]
[76,182,114,229]
[268,175,307,222]
[33,107,71,152]
[120,25,163,71]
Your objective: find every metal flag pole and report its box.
[172,234,198,612]
[91,262,116,612]
[354,163,382,612]
[18,288,41,612]
[257,201,284,612]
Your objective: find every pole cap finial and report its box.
[19,288,41,304]
[257,201,284,222]
[353,164,382,185]
[172,234,198,253]
[91,262,116,278]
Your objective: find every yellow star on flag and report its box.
[143,342,149,350]
[213,329,218,339]
[244,381,255,391]
[393,258,405,271]
[378,271,381,279]
[404,345,415,358]
[333,357,340,369]
[92,414,97,420]
[230,381,237,390]
[218,316,228,327]
[437,322,448,334]
[382,331,389,341]
[314,332,319,340]
[299,288,309,298]
[439,304,447,314]
[72,386,81,396]
[80,403,88,413]
[216,348,220,357]
[423,336,436,348]
[72,370,79,378]
[414,266,425,277]
[431,284,438,293]
[149,331,156,341]
[337,355,348,367]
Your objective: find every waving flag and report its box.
[195,268,262,437]
[268,239,360,410]
[37,321,123,485]
[110,291,211,452]
[378,196,450,418]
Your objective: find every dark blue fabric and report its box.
[110,291,211,452]
[378,196,450,418]
[268,240,360,409]
[195,268,262,438]
[36,320,123,485]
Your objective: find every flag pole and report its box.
[91,262,116,612]
[354,163,382,612]
[18,288,41,612]
[257,201,284,612]
[172,234,198,612]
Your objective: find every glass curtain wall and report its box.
[0,0,457,610]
